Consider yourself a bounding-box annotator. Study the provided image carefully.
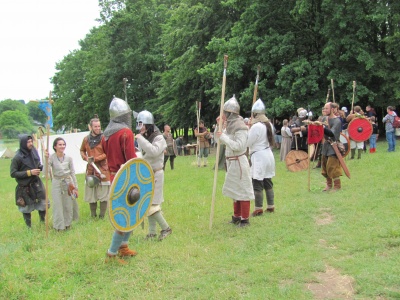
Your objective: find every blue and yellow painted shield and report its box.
[108,158,154,232]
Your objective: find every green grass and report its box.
[0,140,399,299]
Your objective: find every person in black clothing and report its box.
[10,135,47,228]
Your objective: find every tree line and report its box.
[5,0,400,139]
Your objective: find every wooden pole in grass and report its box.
[44,91,52,237]
[209,55,228,230]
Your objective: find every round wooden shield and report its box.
[285,150,309,172]
[108,158,154,232]
[339,132,350,157]
[348,118,372,142]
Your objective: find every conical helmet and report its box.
[136,110,154,130]
[251,98,265,114]
[109,97,132,119]
[223,95,240,114]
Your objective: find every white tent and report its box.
[0,148,15,159]
[37,131,89,174]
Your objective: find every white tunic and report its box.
[219,129,254,201]
[136,134,167,205]
[247,122,275,180]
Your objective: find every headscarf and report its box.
[17,134,41,169]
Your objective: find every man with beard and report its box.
[10,134,47,228]
[80,116,110,218]
[102,97,138,264]
[321,102,343,191]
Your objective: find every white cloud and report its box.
[0,0,100,101]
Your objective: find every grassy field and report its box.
[0,139,399,299]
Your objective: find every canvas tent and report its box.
[0,148,15,159]
[37,131,89,174]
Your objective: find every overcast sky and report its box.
[0,0,100,102]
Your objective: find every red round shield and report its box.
[348,118,372,142]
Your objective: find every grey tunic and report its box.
[321,116,342,156]
[49,154,78,230]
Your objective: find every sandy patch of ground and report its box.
[316,208,334,225]
[307,265,355,299]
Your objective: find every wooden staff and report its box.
[331,79,335,103]
[210,55,228,230]
[325,87,331,103]
[196,101,201,159]
[44,91,52,237]
[252,65,261,119]
[351,81,356,113]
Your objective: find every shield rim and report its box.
[285,150,309,172]
[339,132,351,157]
[108,157,154,232]
[348,118,373,142]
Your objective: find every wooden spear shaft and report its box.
[252,65,260,119]
[351,81,356,113]
[325,87,331,103]
[210,55,228,230]
[331,79,335,103]
[45,91,51,237]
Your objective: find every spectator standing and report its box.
[194,120,210,167]
[369,116,378,153]
[280,119,292,161]
[175,135,184,156]
[274,119,282,150]
[382,106,397,152]
[163,125,177,170]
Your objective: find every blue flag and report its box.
[38,101,53,128]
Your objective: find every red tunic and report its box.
[102,128,137,181]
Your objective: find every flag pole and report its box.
[210,55,228,230]
[44,91,53,237]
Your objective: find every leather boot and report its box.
[323,178,333,192]
[350,149,355,159]
[23,213,32,228]
[38,210,46,222]
[251,209,263,217]
[333,178,341,191]
[357,149,362,159]
[118,244,138,257]
[238,219,250,228]
[229,216,241,224]
[105,252,128,265]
